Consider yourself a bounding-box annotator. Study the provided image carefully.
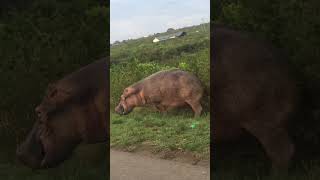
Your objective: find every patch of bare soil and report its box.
[111,143,210,167]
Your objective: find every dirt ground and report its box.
[110,149,210,180]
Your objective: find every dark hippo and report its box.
[212,24,298,172]
[16,58,108,169]
[115,69,204,117]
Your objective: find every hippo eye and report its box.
[36,111,41,118]
[38,115,47,124]
[35,109,46,121]
[120,95,126,101]
[49,89,57,98]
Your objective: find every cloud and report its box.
[111,0,210,42]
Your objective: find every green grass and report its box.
[0,143,108,180]
[110,109,210,158]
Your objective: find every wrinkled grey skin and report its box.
[16,58,108,169]
[212,25,298,173]
[115,69,204,117]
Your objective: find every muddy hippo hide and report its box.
[212,25,298,172]
[115,69,204,117]
[16,58,108,169]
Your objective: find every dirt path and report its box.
[110,149,210,180]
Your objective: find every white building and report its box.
[152,31,186,43]
[153,38,160,43]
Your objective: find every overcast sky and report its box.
[110,0,210,43]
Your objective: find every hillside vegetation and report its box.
[110,23,210,158]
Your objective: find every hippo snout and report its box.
[16,144,43,169]
[115,104,133,115]
[115,104,124,115]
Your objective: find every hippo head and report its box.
[16,84,107,169]
[115,95,136,115]
[16,106,81,169]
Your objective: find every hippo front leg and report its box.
[155,105,167,112]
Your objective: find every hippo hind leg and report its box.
[243,120,294,175]
[186,99,202,118]
[155,104,167,112]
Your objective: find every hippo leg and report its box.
[155,105,167,112]
[243,122,294,175]
[186,100,202,117]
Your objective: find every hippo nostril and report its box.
[120,106,124,114]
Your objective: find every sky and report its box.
[110,0,210,43]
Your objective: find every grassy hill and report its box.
[110,23,210,159]
[111,23,209,64]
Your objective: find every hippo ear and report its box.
[46,84,72,105]
[46,83,58,98]
[52,88,72,103]
[48,82,56,89]
[123,87,137,97]
[122,88,129,98]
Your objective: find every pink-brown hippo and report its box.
[115,69,204,117]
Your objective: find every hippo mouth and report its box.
[122,110,131,115]
[41,138,78,169]
[16,140,47,169]
[21,137,63,169]
[116,105,132,115]
[39,141,50,168]
[38,140,67,169]
[40,143,46,160]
